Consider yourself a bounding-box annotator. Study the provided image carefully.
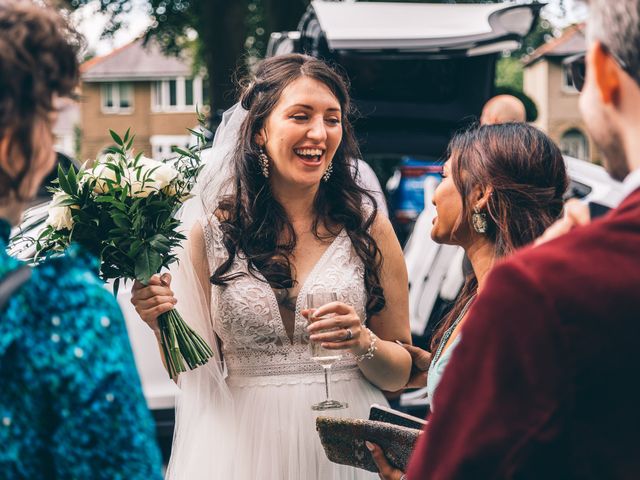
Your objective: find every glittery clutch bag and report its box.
[316,416,422,472]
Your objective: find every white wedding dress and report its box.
[195,214,385,480]
[164,104,385,480]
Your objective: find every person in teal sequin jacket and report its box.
[0,3,162,479]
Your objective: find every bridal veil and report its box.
[164,105,247,479]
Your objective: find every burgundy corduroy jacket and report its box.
[407,189,640,479]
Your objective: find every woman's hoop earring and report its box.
[322,162,333,182]
[472,207,488,234]
[258,147,269,178]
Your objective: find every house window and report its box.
[152,77,203,112]
[185,78,194,106]
[562,63,579,93]
[169,79,177,106]
[101,82,133,113]
[150,135,191,161]
[560,129,589,161]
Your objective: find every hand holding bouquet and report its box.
[36,126,212,377]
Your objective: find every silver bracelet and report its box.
[400,474,407,480]
[355,327,378,362]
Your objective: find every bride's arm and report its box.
[356,214,412,391]
[188,221,212,312]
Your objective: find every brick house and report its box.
[79,38,206,163]
[523,24,600,163]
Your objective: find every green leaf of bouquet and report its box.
[108,227,130,237]
[104,146,122,155]
[110,130,124,146]
[129,239,143,257]
[113,277,120,297]
[57,197,79,207]
[187,127,203,139]
[57,164,72,195]
[112,213,131,229]
[135,247,162,283]
[123,128,131,144]
[111,201,127,213]
[149,234,172,254]
[67,166,78,194]
[94,196,116,203]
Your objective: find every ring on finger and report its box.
[344,328,353,341]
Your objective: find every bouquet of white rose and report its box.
[36,126,212,377]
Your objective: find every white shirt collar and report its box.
[620,167,640,202]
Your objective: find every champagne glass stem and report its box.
[323,365,332,401]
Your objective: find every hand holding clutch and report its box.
[315,416,421,473]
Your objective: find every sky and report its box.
[72,0,152,56]
[73,0,589,58]
[544,0,588,26]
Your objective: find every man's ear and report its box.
[591,40,622,105]
[473,184,493,211]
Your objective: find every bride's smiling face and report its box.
[255,76,343,189]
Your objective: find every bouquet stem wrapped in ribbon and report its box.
[36,123,212,377]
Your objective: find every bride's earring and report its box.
[322,162,333,182]
[258,147,270,178]
[472,207,488,234]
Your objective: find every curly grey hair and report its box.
[585,0,640,86]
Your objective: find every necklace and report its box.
[431,295,477,367]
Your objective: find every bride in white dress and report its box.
[131,53,412,480]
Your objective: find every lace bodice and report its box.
[201,216,367,387]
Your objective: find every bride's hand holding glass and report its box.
[303,294,371,411]
[304,301,370,355]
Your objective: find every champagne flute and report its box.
[306,291,348,410]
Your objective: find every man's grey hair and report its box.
[585,0,640,85]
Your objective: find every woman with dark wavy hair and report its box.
[368,122,568,480]
[132,53,412,479]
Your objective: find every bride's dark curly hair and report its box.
[210,54,385,317]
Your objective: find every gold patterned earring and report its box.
[472,207,488,234]
[322,162,333,182]
[258,147,269,178]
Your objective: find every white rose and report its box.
[129,156,179,198]
[46,192,75,230]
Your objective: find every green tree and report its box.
[61,0,308,118]
[495,16,555,93]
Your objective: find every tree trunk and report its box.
[197,0,249,121]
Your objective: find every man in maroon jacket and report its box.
[369,0,640,478]
[407,0,640,477]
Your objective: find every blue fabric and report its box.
[0,218,162,480]
[426,334,462,412]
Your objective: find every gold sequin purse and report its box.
[316,416,422,472]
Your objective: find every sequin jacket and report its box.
[0,219,162,480]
